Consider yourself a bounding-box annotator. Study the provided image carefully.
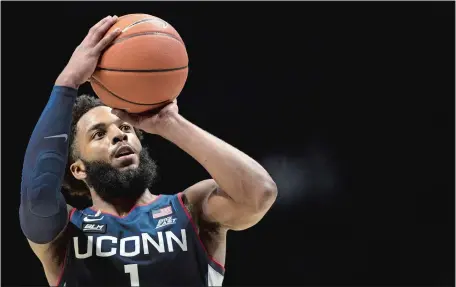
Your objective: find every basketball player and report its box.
[19,15,277,286]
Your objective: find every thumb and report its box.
[111,109,140,126]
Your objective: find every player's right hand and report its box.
[55,15,121,89]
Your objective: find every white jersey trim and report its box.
[208,264,224,286]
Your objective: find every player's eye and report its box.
[93,130,105,139]
[120,125,132,132]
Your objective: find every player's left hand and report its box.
[111,100,179,135]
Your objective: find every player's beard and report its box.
[82,148,158,203]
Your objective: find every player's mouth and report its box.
[113,145,137,164]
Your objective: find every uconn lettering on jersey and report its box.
[73,229,188,259]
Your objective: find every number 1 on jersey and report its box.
[124,264,139,286]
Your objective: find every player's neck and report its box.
[90,188,158,217]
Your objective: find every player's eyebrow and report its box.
[87,119,126,134]
[87,123,106,134]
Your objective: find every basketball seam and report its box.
[100,31,187,71]
[90,76,175,106]
[122,18,158,32]
[121,17,169,33]
[112,31,184,46]
[96,65,188,73]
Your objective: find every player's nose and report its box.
[111,129,128,145]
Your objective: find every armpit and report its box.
[181,193,221,235]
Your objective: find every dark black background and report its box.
[1,1,454,286]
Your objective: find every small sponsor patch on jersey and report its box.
[82,223,107,233]
[156,216,177,229]
[151,206,173,218]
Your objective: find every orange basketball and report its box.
[91,14,189,113]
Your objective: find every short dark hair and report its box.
[62,94,143,199]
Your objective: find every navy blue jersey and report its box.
[56,193,225,286]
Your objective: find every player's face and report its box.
[70,106,157,201]
[76,106,142,170]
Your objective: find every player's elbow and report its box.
[19,187,69,244]
[261,179,278,210]
[251,179,278,214]
[228,182,277,231]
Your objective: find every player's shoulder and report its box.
[181,179,218,206]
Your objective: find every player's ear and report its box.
[70,159,87,180]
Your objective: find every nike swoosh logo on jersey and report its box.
[83,216,104,222]
[44,134,68,142]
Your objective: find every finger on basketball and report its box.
[94,28,121,53]
[90,15,118,45]
[91,16,111,33]
[85,16,111,43]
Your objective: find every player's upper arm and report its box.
[183,179,277,231]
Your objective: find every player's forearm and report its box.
[159,114,277,210]
[19,85,76,244]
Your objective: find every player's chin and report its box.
[111,154,139,170]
